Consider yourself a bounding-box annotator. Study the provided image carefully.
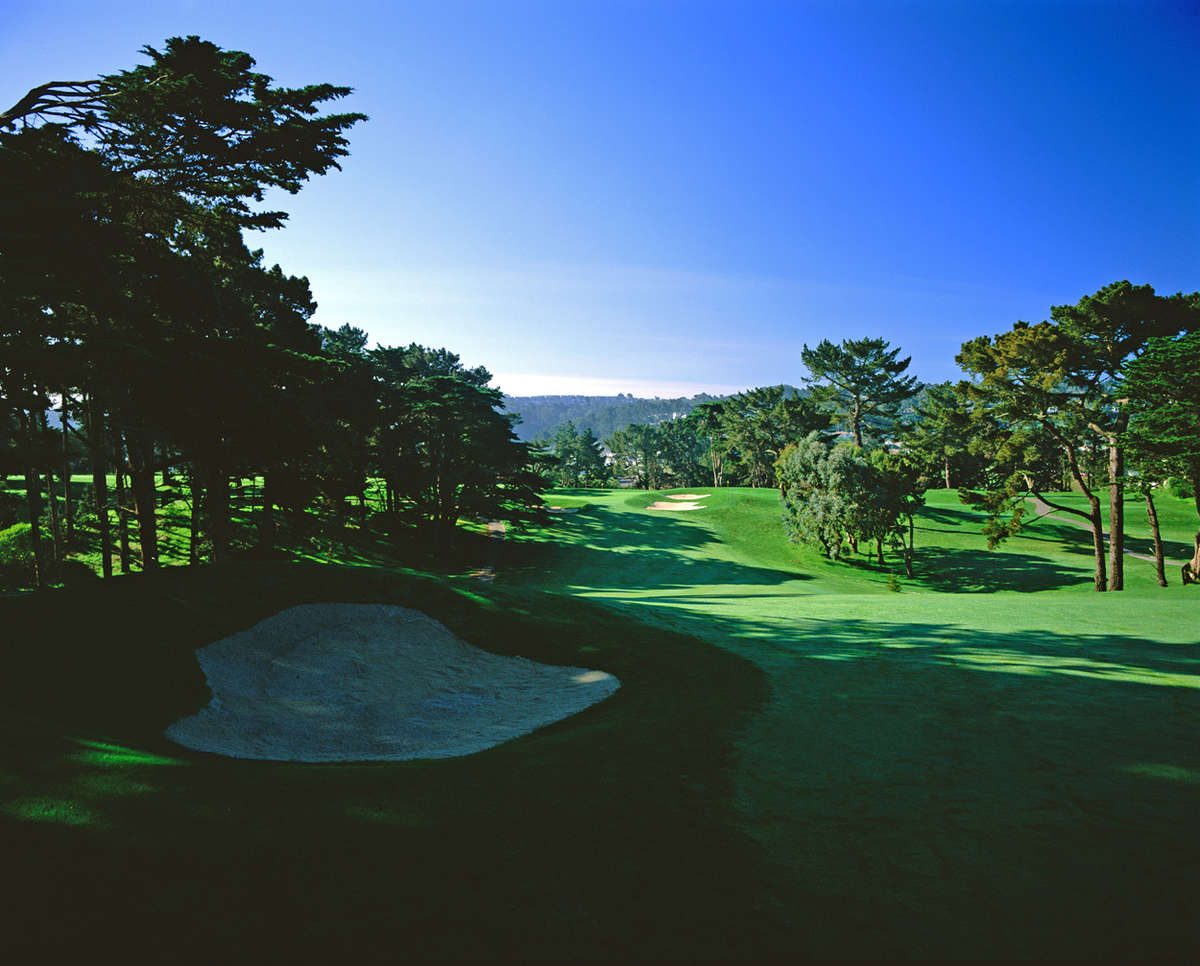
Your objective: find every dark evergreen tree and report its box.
[801,337,920,447]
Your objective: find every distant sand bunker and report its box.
[646,501,706,510]
[667,494,709,500]
[166,603,619,762]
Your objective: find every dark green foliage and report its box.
[603,386,830,491]
[0,38,369,571]
[956,283,1200,591]
[0,522,36,583]
[801,337,920,447]
[545,421,610,487]
[702,386,831,487]
[381,375,545,536]
[1124,330,1200,500]
[96,36,366,229]
[606,423,667,489]
[1123,329,1200,581]
[776,433,924,567]
[900,381,983,489]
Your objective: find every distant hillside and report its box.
[503,393,723,442]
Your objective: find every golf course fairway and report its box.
[1,486,1197,958]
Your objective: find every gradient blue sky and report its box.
[3,0,1196,395]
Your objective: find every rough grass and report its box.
[1,480,1198,957]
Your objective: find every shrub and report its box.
[1167,477,1195,500]
[0,522,38,585]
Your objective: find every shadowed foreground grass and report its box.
[508,486,1200,957]
[0,563,778,959]
[2,486,1198,957]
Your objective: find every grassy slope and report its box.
[508,486,1200,956]
[1,481,1198,957]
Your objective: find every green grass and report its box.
[2,482,1198,957]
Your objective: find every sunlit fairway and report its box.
[2,485,1198,957]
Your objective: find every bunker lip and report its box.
[166,603,619,762]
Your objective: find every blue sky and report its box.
[3,0,1196,396]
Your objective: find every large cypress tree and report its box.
[2,37,366,572]
[1123,329,1200,584]
[801,337,920,447]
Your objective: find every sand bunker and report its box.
[547,506,580,513]
[667,494,709,500]
[647,501,706,511]
[165,603,619,762]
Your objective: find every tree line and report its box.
[0,38,543,590]
[509,392,719,442]
[545,291,1200,590]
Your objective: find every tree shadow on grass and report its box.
[907,546,1087,592]
[0,562,785,960]
[1022,508,1197,561]
[918,503,988,527]
[504,504,814,591]
[3,563,1199,958]
[586,596,1200,959]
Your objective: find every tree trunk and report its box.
[1184,478,1200,585]
[1043,424,1106,591]
[188,466,201,566]
[1143,488,1167,587]
[38,410,61,567]
[160,441,174,489]
[905,514,915,578]
[20,410,46,591]
[1106,437,1125,591]
[87,396,112,578]
[61,391,73,544]
[875,537,884,565]
[943,457,951,491]
[257,468,276,553]
[125,429,159,570]
[44,468,62,566]
[114,460,132,573]
[1086,492,1106,592]
[206,461,231,564]
[852,397,863,448]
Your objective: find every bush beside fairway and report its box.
[1,485,1197,957]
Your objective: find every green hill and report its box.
[503,391,722,441]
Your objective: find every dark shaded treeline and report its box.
[0,38,543,590]
[558,303,1200,592]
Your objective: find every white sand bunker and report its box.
[547,505,580,513]
[647,501,706,510]
[667,494,709,500]
[165,603,619,762]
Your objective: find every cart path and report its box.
[1028,497,1187,566]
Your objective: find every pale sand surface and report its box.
[547,506,581,513]
[166,603,619,762]
[647,501,706,510]
[667,494,709,500]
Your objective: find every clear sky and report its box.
[3,0,1196,396]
